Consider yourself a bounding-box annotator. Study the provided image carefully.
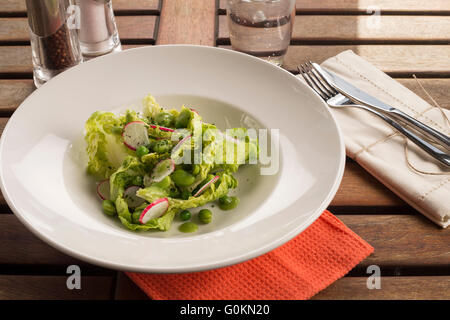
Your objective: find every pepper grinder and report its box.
[77,0,122,59]
[26,0,83,87]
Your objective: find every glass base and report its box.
[260,55,285,67]
[80,34,122,60]
[33,65,64,88]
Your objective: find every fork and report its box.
[298,63,450,167]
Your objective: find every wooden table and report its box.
[0,0,449,300]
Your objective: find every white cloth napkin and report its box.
[301,50,449,228]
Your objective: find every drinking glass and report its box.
[226,0,296,66]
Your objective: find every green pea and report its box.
[132,210,142,224]
[180,190,191,200]
[153,139,172,154]
[175,109,192,128]
[179,210,191,221]
[179,222,198,233]
[111,126,123,135]
[198,209,212,224]
[102,200,117,216]
[168,185,181,198]
[154,176,171,189]
[155,112,175,127]
[132,175,143,187]
[218,195,239,210]
[136,145,149,158]
[171,169,195,187]
[191,164,200,175]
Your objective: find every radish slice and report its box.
[123,185,145,209]
[150,124,174,132]
[190,108,199,115]
[193,175,220,197]
[139,198,169,224]
[151,159,175,183]
[122,121,150,151]
[97,179,110,200]
[171,135,191,156]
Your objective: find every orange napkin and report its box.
[127,210,373,300]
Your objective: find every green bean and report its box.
[218,195,239,210]
[198,209,212,224]
[154,176,171,189]
[179,222,198,233]
[171,169,195,187]
[102,200,117,216]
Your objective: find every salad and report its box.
[85,95,258,232]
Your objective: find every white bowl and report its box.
[0,45,345,272]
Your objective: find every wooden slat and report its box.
[156,0,216,45]
[398,78,450,109]
[332,162,405,206]
[219,45,450,76]
[0,44,143,74]
[115,273,450,300]
[0,79,34,114]
[219,0,450,14]
[339,215,450,268]
[0,275,113,300]
[0,16,157,42]
[218,15,450,43]
[0,0,160,14]
[5,44,450,76]
[0,215,92,266]
[313,276,450,300]
[0,214,447,268]
[282,45,450,76]
[114,272,149,300]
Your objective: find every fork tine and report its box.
[298,64,329,100]
[308,61,339,95]
[302,63,332,99]
[305,62,336,97]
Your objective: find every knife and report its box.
[311,63,450,150]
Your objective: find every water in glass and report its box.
[227,0,295,66]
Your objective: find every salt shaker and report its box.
[26,0,83,87]
[77,0,122,59]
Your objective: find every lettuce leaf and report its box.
[85,111,133,179]
[109,156,146,223]
[142,94,162,119]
